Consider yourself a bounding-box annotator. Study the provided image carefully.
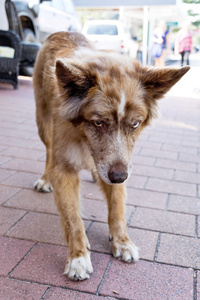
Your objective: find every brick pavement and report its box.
[0,68,200,299]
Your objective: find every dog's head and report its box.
[55,52,189,184]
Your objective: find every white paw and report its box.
[64,252,93,281]
[112,240,139,263]
[34,179,53,193]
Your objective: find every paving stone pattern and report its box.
[0,75,200,299]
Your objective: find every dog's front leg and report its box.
[51,169,93,281]
[100,180,139,262]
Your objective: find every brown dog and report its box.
[33,31,189,281]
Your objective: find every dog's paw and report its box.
[34,179,53,193]
[112,240,139,263]
[64,252,93,281]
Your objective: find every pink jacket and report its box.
[176,29,192,53]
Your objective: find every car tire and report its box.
[20,29,36,76]
[23,28,36,43]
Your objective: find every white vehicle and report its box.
[82,20,137,58]
[13,0,81,43]
[38,0,81,42]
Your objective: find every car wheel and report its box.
[20,29,36,76]
[23,28,36,43]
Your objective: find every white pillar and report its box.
[148,8,156,65]
[119,6,124,21]
[142,6,149,66]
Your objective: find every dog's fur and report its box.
[33,31,189,281]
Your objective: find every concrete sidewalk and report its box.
[0,61,200,299]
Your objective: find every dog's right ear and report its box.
[134,62,190,100]
[55,58,97,120]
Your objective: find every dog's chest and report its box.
[64,141,94,171]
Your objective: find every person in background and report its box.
[152,20,169,67]
[160,20,170,65]
[175,21,193,66]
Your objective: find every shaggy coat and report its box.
[33,31,189,281]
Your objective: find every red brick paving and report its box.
[131,164,174,179]
[175,170,200,184]
[0,185,20,205]
[145,177,196,197]
[168,194,200,215]
[0,168,16,182]
[156,233,200,269]
[1,157,45,174]
[1,171,41,189]
[6,211,91,246]
[5,212,67,245]
[155,157,197,172]
[0,74,200,299]
[99,260,194,300]
[3,188,58,214]
[0,236,35,276]
[0,207,26,234]
[197,272,200,299]
[43,288,106,299]
[126,187,168,209]
[10,243,111,294]
[130,207,195,236]
[0,277,47,300]
[81,197,133,223]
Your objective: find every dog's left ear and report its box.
[55,58,97,120]
[135,62,190,100]
[55,58,96,100]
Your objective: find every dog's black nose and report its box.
[108,171,128,183]
[108,164,128,184]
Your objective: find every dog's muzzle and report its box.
[108,163,128,184]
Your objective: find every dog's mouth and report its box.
[97,162,130,185]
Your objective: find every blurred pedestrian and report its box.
[151,20,169,67]
[175,21,193,66]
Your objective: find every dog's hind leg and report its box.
[50,168,93,281]
[34,144,53,192]
[99,180,139,263]
[33,53,54,193]
[34,113,53,193]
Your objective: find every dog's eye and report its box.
[93,120,102,127]
[132,121,140,129]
